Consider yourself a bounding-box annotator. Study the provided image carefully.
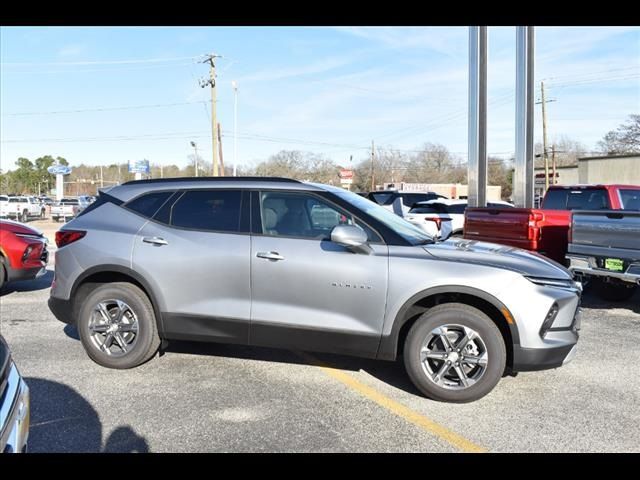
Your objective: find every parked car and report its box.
[50,197,89,222]
[366,190,447,217]
[0,196,46,222]
[0,195,9,218]
[49,177,581,403]
[464,184,640,265]
[0,334,30,453]
[405,199,514,240]
[38,196,55,206]
[567,208,640,301]
[0,219,49,290]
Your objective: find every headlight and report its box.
[526,276,581,292]
[539,302,559,338]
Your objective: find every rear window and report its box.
[370,193,395,205]
[0,196,8,201]
[543,189,610,210]
[125,191,174,218]
[8,198,23,203]
[170,190,242,233]
[409,203,449,214]
[620,189,640,210]
[60,199,79,205]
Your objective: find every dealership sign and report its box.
[129,159,150,174]
[47,165,72,175]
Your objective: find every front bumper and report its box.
[0,364,30,453]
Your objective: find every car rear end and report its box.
[567,209,640,286]
[0,335,30,453]
[404,201,453,239]
[0,220,49,284]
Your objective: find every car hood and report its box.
[0,219,44,237]
[423,238,572,279]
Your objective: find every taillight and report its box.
[425,217,442,229]
[55,230,86,248]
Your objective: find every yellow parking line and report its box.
[296,351,487,453]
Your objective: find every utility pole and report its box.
[551,144,557,185]
[370,140,375,191]
[217,123,225,176]
[536,81,556,191]
[190,141,199,177]
[232,80,238,176]
[100,165,104,188]
[200,53,223,176]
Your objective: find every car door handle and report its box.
[142,236,169,246]
[256,251,284,261]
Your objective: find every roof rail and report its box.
[121,176,302,186]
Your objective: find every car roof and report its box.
[109,177,327,203]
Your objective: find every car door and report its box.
[249,190,389,358]
[132,189,252,345]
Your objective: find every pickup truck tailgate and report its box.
[464,208,535,248]
[571,210,640,250]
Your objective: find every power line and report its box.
[2,101,214,116]
[0,55,200,67]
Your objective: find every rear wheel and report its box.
[593,278,637,302]
[21,210,28,223]
[404,303,506,403]
[0,257,6,291]
[77,282,161,369]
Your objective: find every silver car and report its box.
[48,177,581,402]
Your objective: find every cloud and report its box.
[57,44,87,58]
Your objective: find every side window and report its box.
[125,191,174,219]
[260,192,353,239]
[170,190,242,232]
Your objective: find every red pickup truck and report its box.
[463,184,640,265]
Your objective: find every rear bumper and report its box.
[567,255,640,285]
[6,265,46,283]
[48,296,75,325]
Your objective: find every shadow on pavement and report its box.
[165,341,423,397]
[0,269,54,297]
[63,324,80,340]
[26,377,149,452]
[580,284,640,315]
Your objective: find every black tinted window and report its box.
[447,204,467,214]
[402,193,434,207]
[566,190,609,210]
[171,190,242,232]
[125,191,173,218]
[620,189,640,210]
[409,203,448,214]
[542,189,568,209]
[370,193,395,205]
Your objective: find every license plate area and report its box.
[604,258,624,272]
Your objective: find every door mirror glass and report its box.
[331,224,368,247]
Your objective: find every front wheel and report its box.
[21,210,28,223]
[77,282,161,369]
[404,303,506,403]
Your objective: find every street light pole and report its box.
[232,80,238,177]
[190,141,199,177]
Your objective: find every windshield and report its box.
[336,190,435,245]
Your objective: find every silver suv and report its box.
[48,177,581,402]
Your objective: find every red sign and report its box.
[339,169,354,179]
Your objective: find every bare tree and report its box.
[597,114,640,155]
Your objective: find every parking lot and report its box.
[0,219,639,453]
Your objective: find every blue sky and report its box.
[1,26,638,172]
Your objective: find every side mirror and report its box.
[331,224,370,253]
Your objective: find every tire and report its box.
[40,208,46,219]
[403,303,506,403]
[21,210,28,223]
[593,278,638,302]
[77,282,161,369]
[0,257,6,291]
